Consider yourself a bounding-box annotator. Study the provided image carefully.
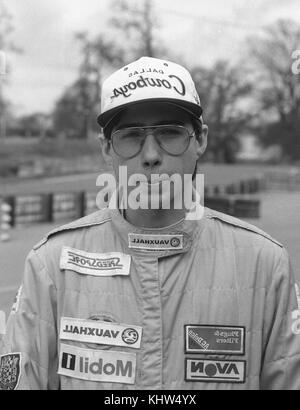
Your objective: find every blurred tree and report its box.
[52,0,166,139]
[249,19,300,160]
[52,32,123,139]
[53,78,95,139]
[109,0,166,62]
[0,0,21,139]
[17,113,52,138]
[0,0,13,138]
[192,61,253,163]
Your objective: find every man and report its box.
[1,57,300,390]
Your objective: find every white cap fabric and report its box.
[97,56,202,129]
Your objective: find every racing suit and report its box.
[1,206,300,390]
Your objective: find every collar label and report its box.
[185,325,245,355]
[128,233,183,251]
[60,317,142,349]
[60,247,131,277]
[185,358,246,383]
[58,344,136,384]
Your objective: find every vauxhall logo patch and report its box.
[60,317,142,349]
[58,344,136,384]
[185,325,245,355]
[185,359,246,383]
[0,353,21,390]
[60,247,131,277]
[128,233,183,251]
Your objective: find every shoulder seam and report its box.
[206,211,283,248]
[32,248,58,292]
[33,217,111,251]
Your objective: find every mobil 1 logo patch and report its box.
[185,358,246,384]
[58,344,136,384]
[185,325,245,355]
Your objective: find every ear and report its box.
[100,135,113,167]
[196,124,208,158]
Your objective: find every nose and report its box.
[140,133,162,169]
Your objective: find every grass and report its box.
[0,135,102,158]
[0,136,104,177]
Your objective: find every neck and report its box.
[124,208,186,228]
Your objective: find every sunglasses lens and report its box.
[111,125,191,158]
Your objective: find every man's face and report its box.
[103,101,207,208]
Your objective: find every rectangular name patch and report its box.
[60,247,131,277]
[58,344,136,384]
[185,358,246,383]
[128,233,183,251]
[60,317,142,349]
[185,325,245,355]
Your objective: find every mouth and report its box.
[142,176,171,185]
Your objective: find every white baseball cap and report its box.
[97,56,202,129]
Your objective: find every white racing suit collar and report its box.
[108,188,206,257]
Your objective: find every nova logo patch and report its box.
[58,344,136,384]
[185,325,245,355]
[185,358,246,383]
[128,233,183,250]
[60,247,131,277]
[60,317,142,349]
[0,353,21,390]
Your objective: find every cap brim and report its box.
[97,98,202,129]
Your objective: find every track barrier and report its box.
[0,176,264,235]
[264,169,300,191]
[0,198,14,242]
[0,191,98,229]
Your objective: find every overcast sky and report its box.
[3,0,300,116]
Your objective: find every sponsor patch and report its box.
[60,247,131,277]
[11,285,23,314]
[185,358,246,383]
[60,317,142,349]
[0,353,21,390]
[185,325,245,355]
[58,344,136,384]
[128,233,183,251]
